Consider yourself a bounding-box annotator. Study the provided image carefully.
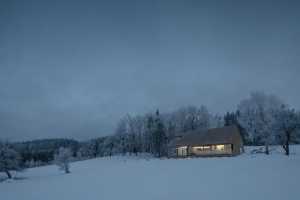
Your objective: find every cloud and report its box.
[1,0,300,141]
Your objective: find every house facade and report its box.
[174,126,243,157]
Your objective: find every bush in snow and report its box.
[0,141,23,179]
[54,147,73,174]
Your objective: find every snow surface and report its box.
[1,146,300,200]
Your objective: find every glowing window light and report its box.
[216,144,225,150]
[193,146,211,151]
[177,146,187,150]
[177,146,188,156]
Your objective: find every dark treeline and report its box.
[8,105,222,167]
[2,92,300,172]
[12,139,80,167]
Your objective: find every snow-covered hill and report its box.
[1,146,300,200]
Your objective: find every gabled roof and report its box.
[175,125,242,147]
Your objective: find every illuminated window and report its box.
[193,146,211,151]
[178,146,187,150]
[193,146,202,151]
[216,144,225,151]
[177,146,188,156]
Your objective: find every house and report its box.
[174,125,243,157]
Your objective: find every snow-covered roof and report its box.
[175,125,242,147]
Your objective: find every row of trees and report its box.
[1,92,300,179]
[111,92,300,157]
[0,141,23,179]
[112,106,224,157]
[12,139,79,167]
[237,92,300,155]
[0,141,73,179]
[0,105,225,178]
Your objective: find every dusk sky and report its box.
[1,0,300,141]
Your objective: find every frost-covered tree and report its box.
[224,111,250,144]
[210,114,224,128]
[145,114,155,153]
[77,145,93,159]
[152,110,167,157]
[54,147,73,174]
[172,105,211,132]
[114,114,146,155]
[0,141,23,179]
[114,116,129,155]
[274,105,300,155]
[224,112,238,126]
[12,139,79,167]
[237,92,283,154]
[25,159,36,168]
[102,136,117,157]
[112,105,218,157]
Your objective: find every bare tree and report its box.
[172,105,211,133]
[54,147,73,174]
[275,105,300,155]
[0,141,23,179]
[238,92,283,154]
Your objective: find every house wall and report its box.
[232,140,242,155]
[174,128,244,157]
[176,146,188,157]
[232,133,243,155]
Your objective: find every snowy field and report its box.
[1,146,300,200]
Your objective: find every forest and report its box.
[1,91,300,177]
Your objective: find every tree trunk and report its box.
[65,166,70,174]
[285,144,289,156]
[285,132,290,156]
[5,170,12,179]
[265,143,269,155]
[241,145,245,153]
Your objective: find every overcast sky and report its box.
[1,0,300,141]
